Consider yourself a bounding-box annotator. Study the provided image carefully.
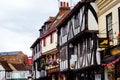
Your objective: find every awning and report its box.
[101,54,120,66]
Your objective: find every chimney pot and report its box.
[64,2,65,7]
[60,2,69,8]
[67,2,69,7]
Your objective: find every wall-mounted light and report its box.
[69,43,73,48]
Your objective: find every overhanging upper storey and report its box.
[57,0,98,46]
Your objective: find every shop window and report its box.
[116,62,120,78]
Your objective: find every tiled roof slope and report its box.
[56,0,96,29]
[40,2,70,39]
[0,60,12,71]
[0,51,21,56]
[30,38,40,48]
[11,63,28,71]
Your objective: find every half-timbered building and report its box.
[30,38,42,79]
[39,2,70,80]
[57,0,103,80]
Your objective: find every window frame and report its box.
[118,7,120,32]
[74,11,80,29]
[106,13,113,39]
[62,23,67,37]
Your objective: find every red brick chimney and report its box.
[59,2,70,16]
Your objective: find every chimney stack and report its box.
[59,2,70,10]
[59,2,70,16]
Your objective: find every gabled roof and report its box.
[0,60,12,71]
[0,51,21,56]
[56,1,83,29]
[10,63,28,71]
[30,38,40,48]
[56,0,96,29]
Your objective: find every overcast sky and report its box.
[0,0,80,57]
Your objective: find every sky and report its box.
[0,0,80,57]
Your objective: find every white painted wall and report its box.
[98,2,120,45]
[0,65,5,80]
[42,32,57,54]
[12,71,29,79]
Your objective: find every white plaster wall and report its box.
[0,65,5,80]
[12,71,29,78]
[98,3,120,45]
[42,32,57,54]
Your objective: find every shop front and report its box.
[46,66,60,80]
[73,65,103,80]
[102,44,120,80]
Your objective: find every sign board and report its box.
[111,46,120,55]
[98,38,109,48]
[71,55,77,61]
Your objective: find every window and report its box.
[118,7,120,31]
[62,24,67,36]
[74,45,78,55]
[74,11,80,28]
[34,47,37,54]
[20,72,25,77]
[6,72,11,79]
[106,13,113,39]
[38,43,41,51]
[37,43,40,52]
[60,46,67,60]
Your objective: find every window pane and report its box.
[106,13,113,38]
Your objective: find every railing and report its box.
[46,66,60,74]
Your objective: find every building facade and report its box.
[31,38,42,79]
[57,0,103,80]
[31,2,70,80]
[97,0,120,80]
[31,0,120,80]
[0,60,12,80]
[0,51,30,80]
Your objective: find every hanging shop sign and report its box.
[71,55,77,61]
[105,65,114,73]
[111,46,120,55]
[98,38,109,48]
